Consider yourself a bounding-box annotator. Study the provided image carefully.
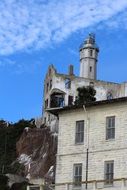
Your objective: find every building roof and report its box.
[46,96,127,116]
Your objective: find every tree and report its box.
[10,182,29,190]
[0,175,9,190]
[74,86,96,106]
[0,119,36,174]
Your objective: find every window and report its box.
[49,79,52,89]
[45,99,48,108]
[73,164,82,186]
[65,78,71,89]
[107,92,113,100]
[106,116,115,140]
[90,49,93,56]
[68,95,73,106]
[59,97,64,107]
[104,161,114,185]
[75,121,84,144]
[90,66,92,72]
[50,94,64,108]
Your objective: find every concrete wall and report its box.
[43,65,127,132]
[55,102,127,189]
[44,68,125,109]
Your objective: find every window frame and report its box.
[75,120,84,144]
[90,49,93,57]
[73,163,82,187]
[104,160,114,185]
[46,82,49,92]
[65,78,71,89]
[49,79,52,89]
[45,99,48,109]
[68,95,73,106]
[90,66,92,72]
[107,92,113,100]
[106,116,115,140]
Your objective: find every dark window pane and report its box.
[105,161,114,185]
[68,95,73,106]
[75,121,84,143]
[106,116,115,140]
[73,164,82,187]
[65,78,71,89]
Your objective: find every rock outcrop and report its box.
[16,126,57,183]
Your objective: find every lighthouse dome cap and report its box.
[80,33,99,50]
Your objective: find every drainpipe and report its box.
[83,105,89,189]
[86,148,89,189]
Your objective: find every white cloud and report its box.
[0,0,127,55]
[105,11,127,29]
[0,58,15,66]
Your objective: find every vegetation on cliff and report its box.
[0,119,57,189]
[0,175,9,190]
[0,119,36,174]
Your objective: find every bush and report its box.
[74,86,96,106]
[0,175,9,190]
[0,119,36,174]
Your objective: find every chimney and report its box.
[68,65,74,75]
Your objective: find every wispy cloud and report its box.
[105,11,127,29]
[0,57,43,74]
[0,0,127,55]
[0,58,15,66]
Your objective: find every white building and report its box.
[48,97,127,190]
[43,34,127,132]
[43,34,127,189]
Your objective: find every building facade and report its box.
[42,34,127,189]
[50,98,127,190]
[43,34,127,132]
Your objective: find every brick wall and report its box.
[55,102,127,189]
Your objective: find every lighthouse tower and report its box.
[79,33,99,80]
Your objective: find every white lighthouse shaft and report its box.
[80,34,99,80]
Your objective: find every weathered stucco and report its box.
[42,35,127,131]
[43,64,127,131]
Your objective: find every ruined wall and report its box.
[49,73,124,104]
[43,65,127,133]
[44,65,126,108]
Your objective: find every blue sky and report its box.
[1,0,127,122]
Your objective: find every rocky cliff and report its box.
[16,126,57,183]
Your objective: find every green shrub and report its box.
[0,175,9,190]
